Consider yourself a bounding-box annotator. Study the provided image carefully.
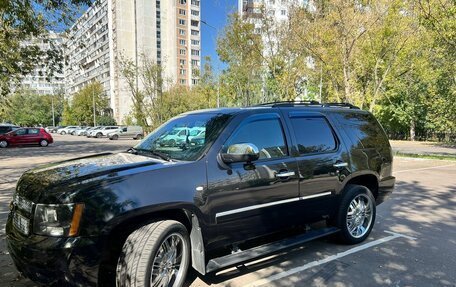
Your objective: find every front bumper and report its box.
[377,176,395,205]
[6,213,101,286]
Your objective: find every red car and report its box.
[0,127,53,148]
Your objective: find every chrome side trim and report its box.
[299,191,332,200]
[215,197,300,218]
[216,192,332,219]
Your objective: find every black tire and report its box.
[335,184,376,244]
[116,220,190,287]
[39,139,49,147]
[169,139,176,147]
[96,132,103,138]
[135,134,143,140]
[60,131,66,135]
[112,134,119,140]
[0,140,8,148]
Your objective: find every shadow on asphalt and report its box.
[186,179,455,287]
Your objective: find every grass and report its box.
[394,151,456,161]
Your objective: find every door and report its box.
[26,128,41,145]
[11,128,28,145]
[120,127,128,138]
[286,113,347,220]
[206,113,300,247]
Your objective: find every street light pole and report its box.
[93,89,96,127]
[51,94,55,127]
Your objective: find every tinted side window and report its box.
[290,117,337,154]
[0,127,11,134]
[28,129,40,134]
[335,113,389,148]
[226,118,287,159]
[15,129,26,135]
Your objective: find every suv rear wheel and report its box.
[0,140,8,148]
[116,220,190,287]
[335,184,376,244]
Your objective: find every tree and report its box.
[217,14,264,106]
[2,89,64,126]
[119,54,216,129]
[62,82,112,125]
[0,0,92,97]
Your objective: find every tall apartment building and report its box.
[65,0,201,124]
[20,31,65,95]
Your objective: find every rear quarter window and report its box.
[334,112,389,148]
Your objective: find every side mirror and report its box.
[220,143,260,164]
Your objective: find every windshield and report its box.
[134,113,233,161]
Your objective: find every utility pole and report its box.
[92,89,96,127]
[217,78,220,108]
[51,94,55,127]
[319,64,323,103]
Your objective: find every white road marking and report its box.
[244,231,415,287]
[384,230,417,240]
[393,163,455,174]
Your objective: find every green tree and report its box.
[63,82,111,126]
[0,0,92,97]
[2,89,63,126]
[217,14,264,106]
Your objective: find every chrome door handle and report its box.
[333,162,348,168]
[276,171,295,178]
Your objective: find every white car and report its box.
[58,126,80,135]
[158,127,205,147]
[87,126,119,138]
[75,127,95,136]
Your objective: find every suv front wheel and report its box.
[335,184,376,244]
[116,220,190,287]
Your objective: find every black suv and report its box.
[6,102,395,286]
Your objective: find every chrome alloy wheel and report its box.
[150,233,188,287]
[346,194,373,238]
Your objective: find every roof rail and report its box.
[252,101,359,109]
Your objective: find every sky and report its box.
[200,0,238,73]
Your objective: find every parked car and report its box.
[0,127,53,148]
[58,126,79,135]
[190,131,206,146]
[44,126,55,133]
[108,126,144,140]
[75,126,97,136]
[0,124,20,135]
[49,126,65,133]
[158,127,190,147]
[6,102,395,286]
[87,126,119,138]
[70,126,86,135]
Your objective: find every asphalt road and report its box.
[0,135,455,287]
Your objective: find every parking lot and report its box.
[1,135,455,287]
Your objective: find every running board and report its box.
[206,227,340,273]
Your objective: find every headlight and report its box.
[33,203,84,237]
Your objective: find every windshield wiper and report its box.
[127,147,171,161]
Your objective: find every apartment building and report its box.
[65,0,201,124]
[20,31,65,95]
[238,0,313,19]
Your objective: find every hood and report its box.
[16,152,165,201]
